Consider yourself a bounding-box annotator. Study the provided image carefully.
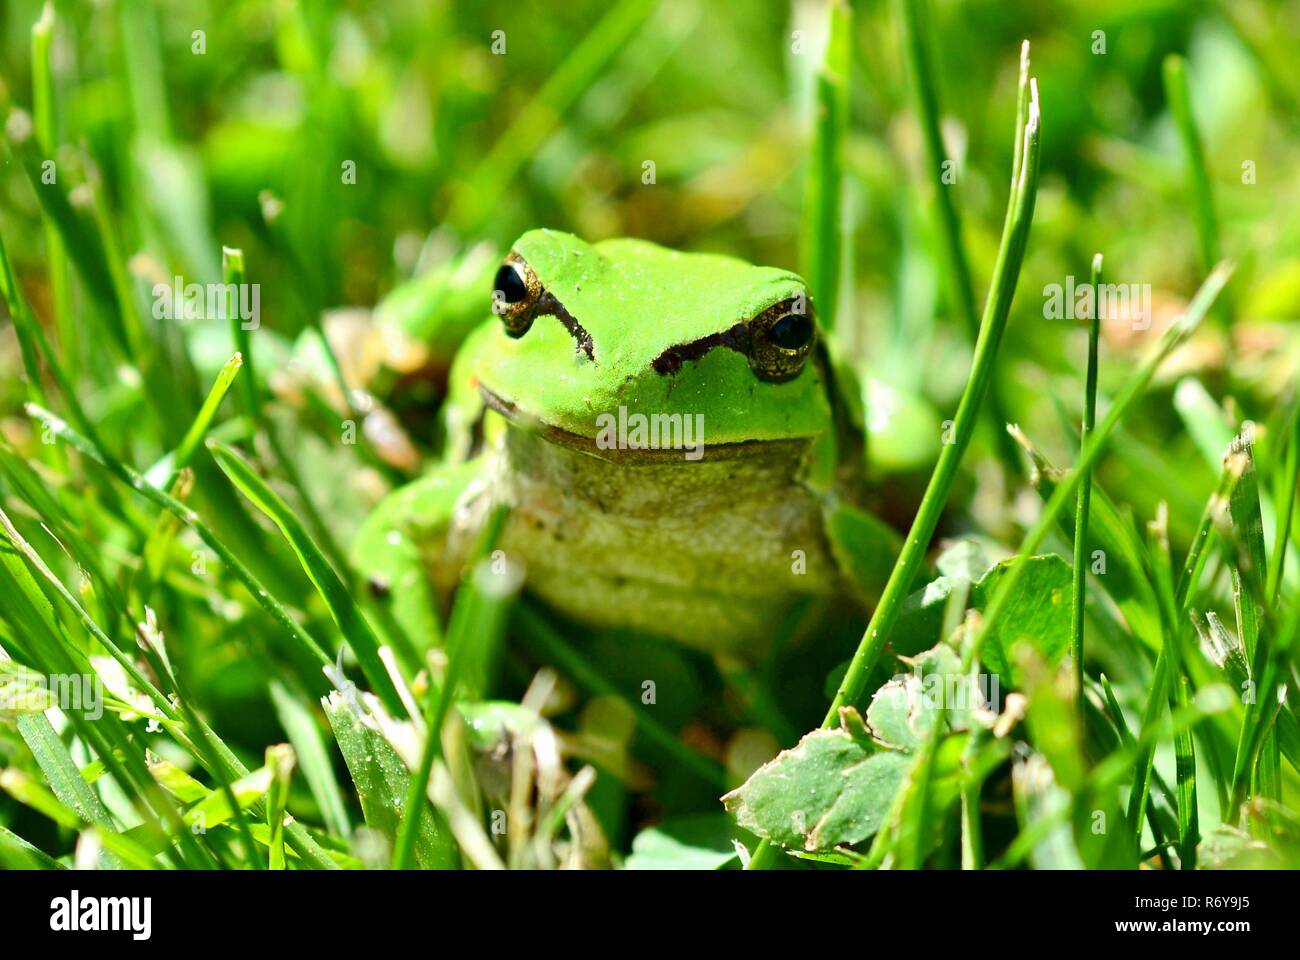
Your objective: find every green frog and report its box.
[351,229,900,656]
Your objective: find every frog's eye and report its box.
[748,296,815,382]
[492,254,541,337]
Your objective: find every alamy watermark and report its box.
[50,890,151,940]
[595,406,705,461]
[1044,274,1151,330]
[152,277,260,330]
[0,669,103,720]
[890,662,1002,715]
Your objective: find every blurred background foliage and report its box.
[0,0,1298,863]
[0,0,1295,499]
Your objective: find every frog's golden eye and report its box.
[748,296,815,382]
[492,253,541,337]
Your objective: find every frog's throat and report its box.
[476,383,809,463]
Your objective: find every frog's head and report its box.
[473,229,831,458]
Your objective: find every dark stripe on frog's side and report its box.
[651,322,751,376]
[649,296,810,380]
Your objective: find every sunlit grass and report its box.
[0,0,1296,872]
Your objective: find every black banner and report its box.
[0,868,1278,946]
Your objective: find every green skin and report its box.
[352,229,898,656]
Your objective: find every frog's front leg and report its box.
[350,459,485,651]
[820,496,900,604]
[806,342,903,604]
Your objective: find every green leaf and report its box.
[892,555,1073,685]
[322,691,458,869]
[722,719,911,851]
[866,644,987,751]
[626,815,742,870]
[808,751,914,851]
[148,758,211,805]
[974,557,1074,683]
[738,631,999,858]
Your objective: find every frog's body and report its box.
[353,230,897,655]
[443,426,846,653]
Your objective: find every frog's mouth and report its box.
[476,383,803,463]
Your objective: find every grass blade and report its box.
[823,63,1042,723]
[894,0,979,341]
[393,529,517,870]
[1,109,123,349]
[265,745,295,870]
[445,0,657,233]
[13,410,340,869]
[323,690,458,869]
[145,353,243,489]
[1268,399,1300,604]
[959,263,1235,861]
[802,0,850,334]
[1163,55,1219,279]
[208,439,405,716]
[752,54,1043,874]
[1071,252,1103,707]
[1011,426,1162,651]
[0,821,66,869]
[1224,432,1279,800]
[0,769,158,869]
[1125,451,1244,847]
[24,403,332,672]
[268,679,351,838]
[893,4,1022,472]
[964,261,1235,675]
[15,715,113,832]
[31,3,76,383]
[1147,503,1198,867]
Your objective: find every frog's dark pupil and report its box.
[494,263,527,304]
[768,312,812,350]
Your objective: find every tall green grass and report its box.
[0,0,1295,873]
